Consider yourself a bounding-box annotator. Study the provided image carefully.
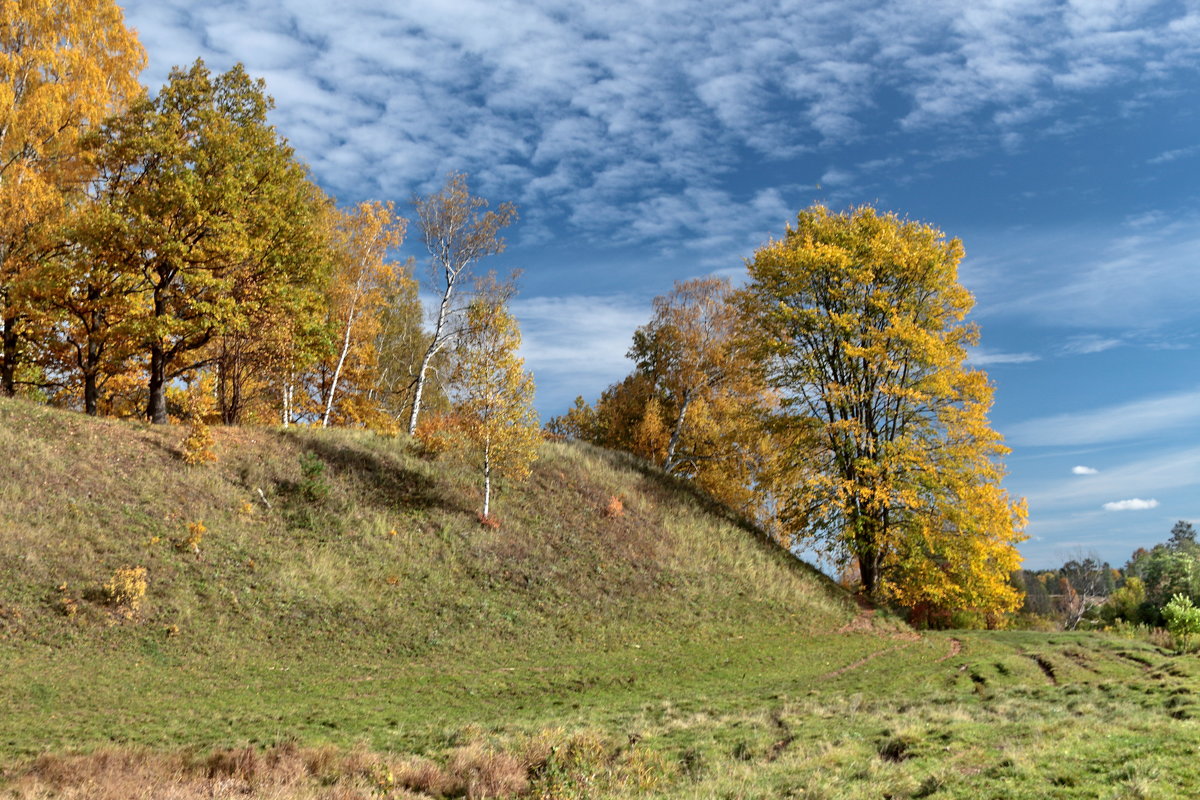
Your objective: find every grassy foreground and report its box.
[1,398,1199,798]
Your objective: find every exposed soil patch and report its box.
[936,637,963,663]
[1029,654,1058,685]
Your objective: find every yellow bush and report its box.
[180,420,217,465]
[177,521,206,556]
[103,566,148,619]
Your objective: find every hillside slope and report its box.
[0,396,858,754]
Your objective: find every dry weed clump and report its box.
[102,565,147,620]
[56,583,78,618]
[176,521,206,556]
[602,495,625,518]
[446,743,528,799]
[1,734,676,800]
[477,512,501,530]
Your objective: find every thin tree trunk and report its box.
[482,436,492,518]
[662,390,693,473]
[322,306,358,428]
[407,282,455,435]
[282,380,292,428]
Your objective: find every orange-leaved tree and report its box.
[0,0,145,396]
[319,201,411,428]
[740,205,1026,621]
[450,280,538,520]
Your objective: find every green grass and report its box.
[2,397,1200,798]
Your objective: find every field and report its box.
[1,398,1198,798]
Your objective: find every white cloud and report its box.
[1148,145,1200,165]
[1022,446,1200,511]
[966,348,1041,365]
[1072,465,1099,475]
[1060,334,1122,355]
[1006,387,1200,447]
[1103,498,1159,511]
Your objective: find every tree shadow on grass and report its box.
[298,436,469,516]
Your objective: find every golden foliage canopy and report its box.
[741,205,1026,617]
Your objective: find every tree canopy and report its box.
[740,205,1026,618]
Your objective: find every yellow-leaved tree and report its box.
[740,205,1026,624]
[0,0,145,396]
[451,282,539,521]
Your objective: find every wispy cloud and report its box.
[1072,465,1099,475]
[1103,498,1159,511]
[1006,388,1200,447]
[1060,334,1122,355]
[967,348,1041,366]
[1149,145,1200,165]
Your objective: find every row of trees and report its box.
[1,0,540,516]
[552,207,1028,624]
[1012,522,1200,630]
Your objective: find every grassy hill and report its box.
[2,397,1199,799]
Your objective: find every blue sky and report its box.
[120,0,1200,569]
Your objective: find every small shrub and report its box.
[602,496,625,518]
[1162,594,1200,652]
[103,566,148,619]
[176,521,206,556]
[56,583,78,618]
[299,452,330,502]
[180,420,217,465]
[478,513,501,530]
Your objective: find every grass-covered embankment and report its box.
[3,398,1200,798]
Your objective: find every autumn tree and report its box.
[408,173,517,435]
[450,280,539,519]
[92,60,321,423]
[36,198,145,414]
[626,277,774,516]
[0,0,145,396]
[741,205,1026,617]
[369,274,441,425]
[550,278,775,519]
[317,201,410,428]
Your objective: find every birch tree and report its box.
[321,201,407,427]
[451,284,538,520]
[407,173,516,435]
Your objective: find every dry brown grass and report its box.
[3,741,542,800]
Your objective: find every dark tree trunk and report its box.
[83,371,99,416]
[1,313,19,397]
[147,342,168,424]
